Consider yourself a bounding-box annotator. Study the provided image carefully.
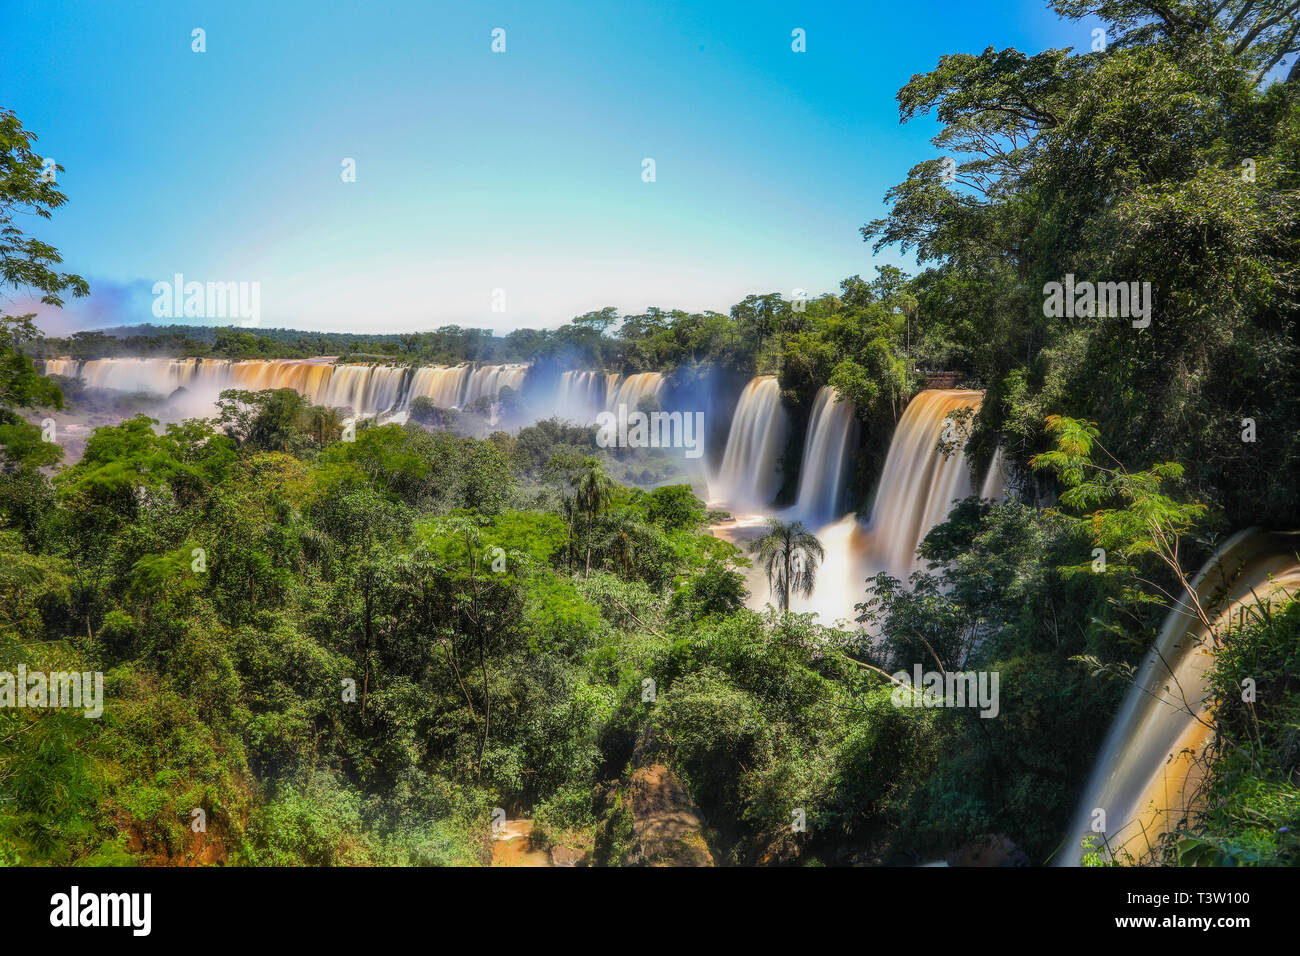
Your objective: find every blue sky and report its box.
[1,0,1092,334]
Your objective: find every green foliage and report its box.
[865,13,1300,531]
[1031,414,1214,627]
[0,109,89,308]
[1175,597,1300,865]
[5,1,1300,869]
[239,772,378,866]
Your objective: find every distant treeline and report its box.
[33,287,903,386]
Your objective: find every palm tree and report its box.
[571,457,614,577]
[305,404,343,448]
[604,509,645,577]
[751,518,824,612]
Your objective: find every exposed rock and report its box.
[947,833,1030,867]
[549,844,587,867]
[595,763,714,866]
[626,764,714,866]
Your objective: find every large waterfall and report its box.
[785,389,983,624]
[44,356,681,435]
[709,381,861,623]
[45,356,679,431]
[710,376,789,512]
[862,389,983,577]
[407,364,528,410]
[790,387,859,526]
[556,371,618,422]
[1059,531,1300,866]
[42,357,527,418]
[606,372,665,412]
[42,358,81,378]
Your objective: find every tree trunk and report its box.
[566,500,577,571]
[361,576,372,714]
[584,510,594,577]
[782,549,791,612]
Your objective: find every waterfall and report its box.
[551,370,660,423]
[863,389,982,577]
[710,376,789,512]
[407,366,471,408]
[66,356,215,393]
[979,445,1009,502]
[41,356,529,419]
[784,389,981,625]
[405,363,528,413]
[556,371,607,422]
[1058,531,1300,866]
[790,387,859,526]
[464,364,528,407]
[317,364,408,414]
[607,372,664,412]
[41,358,81,378]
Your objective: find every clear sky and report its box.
[2,0,1093,334]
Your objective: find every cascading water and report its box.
[789,387,859,526]
[863,389,984,578]
[785,389,983,625]
[606,372,664,412]
[405,363,528,412]
[463,364,528,408]
[725,384,859,624]
[318,364,408,414]
[42,357,528,420]
[406,366,470,409]
[556,371,609,422]
[41,358,81,378]
[979,445,1009,503]
[1058,530,1300,866]
[709,375,789,512]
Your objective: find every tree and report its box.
[0,109,87,467]
[750,519,825,612]
[571,457,614,577]
[1030,415,1211,627]
[1053,1,1300,84]
[215,387,314,452]
[0,317,64,469]
[644,484,707,531]
[305,404,343,448]
[729,293,791,363]
[0,108,89,309]
[862,10,1300,533]
[53,415,203,641]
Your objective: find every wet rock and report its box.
[549,845,586,867]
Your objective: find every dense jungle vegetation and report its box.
[3,1,1300,865]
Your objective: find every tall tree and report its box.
[571,457,613,577]
[751,519,825,613]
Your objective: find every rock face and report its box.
[619,764,715,867]
[549,845,586,867]
[920,370,967,389]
